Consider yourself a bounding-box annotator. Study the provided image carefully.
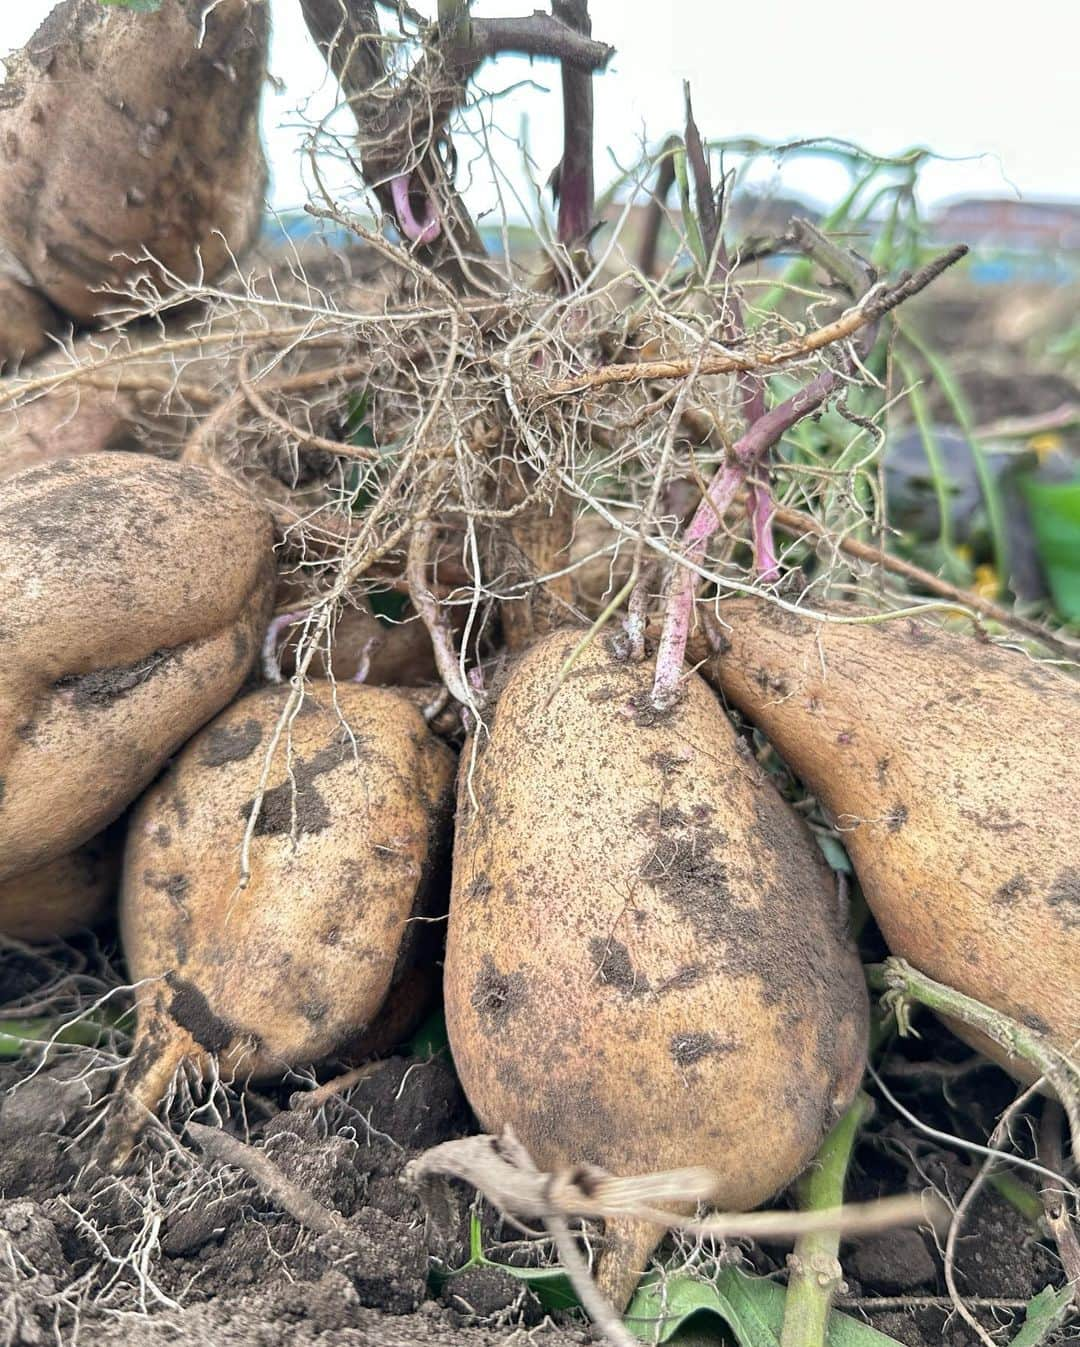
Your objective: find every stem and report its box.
[298,0,383,98]
[389,173,442,244]
[765,498,1080,658]
[651,370,837,708]
[549,245,967,393]
[637,138,679,278]
[1037,1101,1080,1302]
[867,958,1080,1150]
[467,13,612,69]
[683,87,778,578]
[682,84,718,262]
[649,244,969,707]
[748,484,780,583]
[552,0,595,251]
[261,608,311,683]
[780,1094,872,1347]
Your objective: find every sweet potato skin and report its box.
[0,328,223,480]
[119,682,455,1079]
[701,600,1080,1076]
[444,629,868,1304]
[0,826,121,941]
[0,276,57,367]
[0,452,274,881]
[0,0,266,327]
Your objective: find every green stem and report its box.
[900,321,1011,590]
[780,1094,873,1347]
[893,349,955,560]
[988,1171,1044,1228]
[866,958,1080,1148]
[0,1016,113,1057]
[754,168,877,318]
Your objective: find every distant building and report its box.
[930,198,1080,253]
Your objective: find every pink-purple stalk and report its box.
[650,368,838,709]
[390,173,442,244]
[261,607,377,685]
[646,91,792,708]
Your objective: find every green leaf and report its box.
[98,0,163,11]
[893,352,955,560]
[672,143,707,276]
[988,1171,1045,1228]
[625,1269,904,1347]
[1007,1283,1075,1347]
[815,833,853,875]
[493,1263,580,1312]
[344,390,375,449]
[899,327,1010,591]
[446,1213,581,1313]
[407,1008,449,1060]
[0,1009,129,1058]
[1019,473,1080,620]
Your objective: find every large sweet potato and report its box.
[0,452,274,881]
[107,682,455,1159]
[702,600,1080,1079]
[444,629,868,1308]
[0,0,267,358]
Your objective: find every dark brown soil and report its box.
[1,927,1075,1347]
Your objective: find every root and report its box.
[406,1128,939,1342]
[869,958,1080,1150]
[100,1017,203,1172]
[186,1122,347,1238]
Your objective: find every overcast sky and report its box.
[4,1,1078,222]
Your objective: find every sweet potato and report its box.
[270,592,451,687]
[444,629,868,1308]
[0,0,266,341]
[0,329,223,480]
[0,273,57,366]
[0,826,121,942]
[107,682,455,1157]
[701,600,1080,1078]
[0,452,274,881]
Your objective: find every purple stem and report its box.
[747,484,780,583]
[686,91,777,582]
[651,368,837,708]
[261,608,310,682]
[390,173,442,244]
[553,0,595,255]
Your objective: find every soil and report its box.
[0,917,1075,1347]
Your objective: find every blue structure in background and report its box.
[262,197,1080,285]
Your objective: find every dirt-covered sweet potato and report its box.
[0,329,223,480]
[0,826,121,942]
[0,271,57,367]
[0,0,266,339]
[701,600,1080,1078]
[444,629,868,1309]
[0,452,274,882]
[107,682,455,1156]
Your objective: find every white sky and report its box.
[4,1,1078,222]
